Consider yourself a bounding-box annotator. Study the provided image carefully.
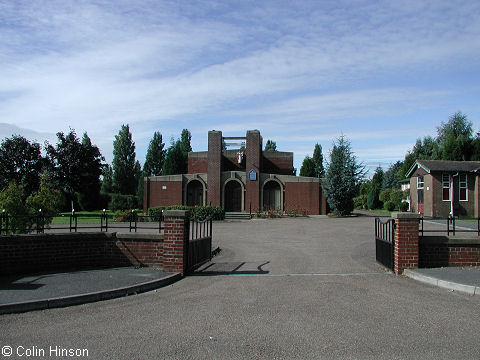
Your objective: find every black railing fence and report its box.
[0,210,164,235]
[419,216,480,237]
[188,217,213,272]
[375,217,395,271]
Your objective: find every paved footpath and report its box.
[1,216,480,359]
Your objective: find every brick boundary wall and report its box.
[419,236,480,268]
[0,232,164,276]
[392,212,480,273]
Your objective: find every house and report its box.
[143,130,327,215]
[398,179,410,211]
[406,159,480,217]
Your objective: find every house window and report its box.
[459,174,468,201]
[442,174,451,201]
[417,175,424,189]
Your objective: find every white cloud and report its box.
[0,0,479,167]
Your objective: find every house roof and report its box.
[406,160,480,178]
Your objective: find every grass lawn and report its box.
[51,210,143,224]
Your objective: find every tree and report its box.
[437,112,474,161]
[0,135,45,196]
[46,130,104,210]
[112,124,137,195]
[367,166,384,209]
[299,156,316,177]
[382,161,403,190]
[322,136,366,216]
[134,160,142,207]
[264,140,277,151]
[143,131,165,176]
[163,140,187,175]
[180,129,192,154]
[101,164,113,194]
[312,143,324,177]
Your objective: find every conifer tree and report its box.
[112,124,137,195]
[312,143,324,177]
[323,136,365,216]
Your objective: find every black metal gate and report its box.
[375,217,395,271]
[187,217,213,273]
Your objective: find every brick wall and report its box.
[419,237,480,267]
[188,154,208,174]
[245,130,262,210]
[284,182,321,215]
[207,131,222,206]
[0,233,164,276]
[262,152,294,175]
[393,213,419,274]
[148,180,183,208]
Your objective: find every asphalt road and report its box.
[1,216,479,359]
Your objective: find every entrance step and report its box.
[224,212,252,220]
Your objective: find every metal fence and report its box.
[0,210,164,235]
[375,217,395,271]
[419,217,480,237]
[188,217,213,272]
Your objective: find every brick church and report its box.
[143,130,327,215]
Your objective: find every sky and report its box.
[1,0,479,175]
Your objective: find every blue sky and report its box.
[1,0,479,174]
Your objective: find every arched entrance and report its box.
[224,180,242,212]
[186,180,204,206]
[263,181,282,210]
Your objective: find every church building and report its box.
[143,130,327,215]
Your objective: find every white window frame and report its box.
[417,175,424,189]
[442,173,451,201]
[459,173,468,202]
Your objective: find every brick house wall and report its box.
[245,130,262,211]
[207,131,222,207]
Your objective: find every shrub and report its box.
[109,193,138,211]
[379,189,392,203]
[191,206,224,221]
[367,189,381,210]
[390,189,405,209]
[384,201,395,211]
[399,202,409,212]
[147,205,223,221]
[353,194,367,209]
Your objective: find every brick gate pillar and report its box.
[163,210,190,275]
[393,212,420,274]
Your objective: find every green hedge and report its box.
[147,205,224,221]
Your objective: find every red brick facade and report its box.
[144,130,327,215]
[146,180,183,209]
[285,182,322,215]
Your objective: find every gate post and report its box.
[392,212,420,274]
[163,210,190,275]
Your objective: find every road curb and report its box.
[0,273,182,315]
[404,269,478,295]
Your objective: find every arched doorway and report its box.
[224,180,242,212]
[263,181,282,210]
[186,180,204,206]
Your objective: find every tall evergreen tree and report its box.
[312,143,324,177]
[112,124,137,195]
[299,156,316,177]
[180,129,192,154]
[101,164,113,194]
[143,131,165,176]
[264,140,277,151]
[0,135,45,196]
[323,136,365,216]
[163,140,187,175]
